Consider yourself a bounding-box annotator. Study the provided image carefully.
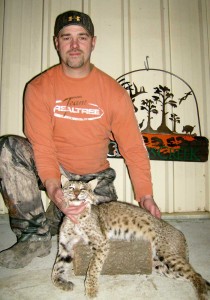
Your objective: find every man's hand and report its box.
[139,195,161,219]
[45,178,87,223]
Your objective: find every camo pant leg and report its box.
[0,135,50,242]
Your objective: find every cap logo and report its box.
[68,15,81,22]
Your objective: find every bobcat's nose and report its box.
[74,189,80,198]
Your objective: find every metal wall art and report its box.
[108,58,209,162]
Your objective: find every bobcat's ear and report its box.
[89,178,98,191]
[61,175,69,187]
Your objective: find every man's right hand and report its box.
[44,178,87,223]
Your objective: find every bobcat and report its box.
[52,176,210,299]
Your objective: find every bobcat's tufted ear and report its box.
[61,175,69,187]
[89,178,98,191]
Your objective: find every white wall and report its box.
[0,0,209,214]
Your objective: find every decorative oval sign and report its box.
[108,59,209,162]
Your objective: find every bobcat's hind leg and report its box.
[154,253,208,300]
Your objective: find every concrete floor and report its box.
[0,214,210,300]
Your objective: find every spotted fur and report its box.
[52,176,209,299]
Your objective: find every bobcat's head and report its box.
[61,175,98,206]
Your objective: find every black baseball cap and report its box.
[54,10,94,37]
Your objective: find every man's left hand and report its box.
[139,196,161,219]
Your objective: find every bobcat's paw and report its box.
[52,277,74,291]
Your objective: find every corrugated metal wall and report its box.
[0,0,209,214]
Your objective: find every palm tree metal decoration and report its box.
[169,113,181,133]
[140,99,158,132]
[152,85,177,133]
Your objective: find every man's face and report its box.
[54,25,96,70]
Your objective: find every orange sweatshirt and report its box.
[24,64,153,201]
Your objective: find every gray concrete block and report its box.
[73,239,152,275]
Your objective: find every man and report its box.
[0,10,161,269]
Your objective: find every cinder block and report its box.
[73,239,152,275]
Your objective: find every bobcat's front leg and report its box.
[85,236,109,298]
[52,218,81,291]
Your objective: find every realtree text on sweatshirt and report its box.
[24,64,153,201]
